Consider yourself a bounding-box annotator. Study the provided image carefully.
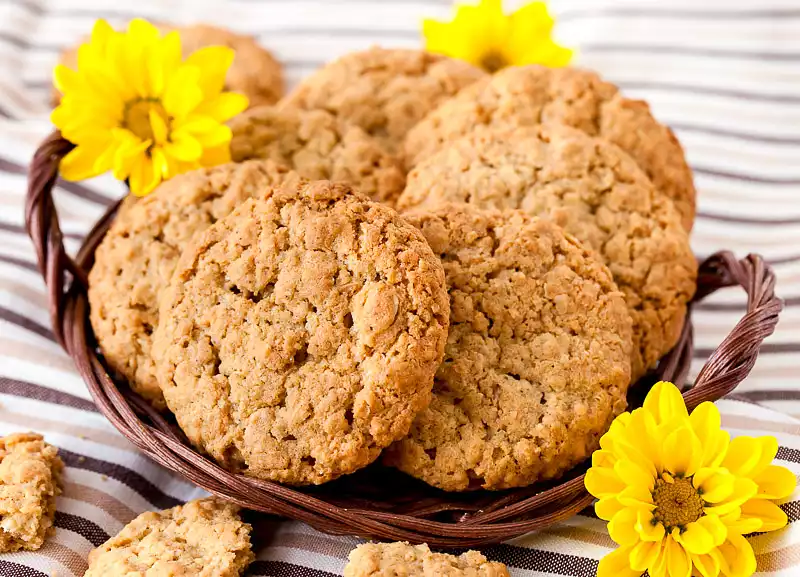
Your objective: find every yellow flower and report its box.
[51,19,248,196]
[586,382,797,577]
[423,0,572,72]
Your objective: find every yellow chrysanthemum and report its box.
[51,19,249,196]
[586,381,797,577]
[423,0,572,72]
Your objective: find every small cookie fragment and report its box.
[345,542,510,577]
[385,205,632,491]
[230,105,406,204]
[281,47,486,152]
[88,160,296,409]
[153,180,450,485]
[0,433,64,552]
[85,498,253,577]
[403,65,696,231]
[54,23,284,108]
[398,124,696,381]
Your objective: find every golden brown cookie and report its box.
[383,205,632,491]
[345,542,510,577]
[53,24,283,108]
[0,433,64,552]
[85,498,253,577]
[403,65,696,231]
[281,47,486,152]
[152,180,450,485]
[398,125,696,381]
[88,161,297,409]
[230,105,406,204]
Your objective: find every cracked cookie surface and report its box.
[281,47,486,152]
[230,105,406,204]
[0,433,63,552]
[403,65,696,230]
[85,498,253,577]
[345,542,509,577]
[153,180,449,485]
[398,124,696,381]
[88,161,296,409]
[383,205,632,491]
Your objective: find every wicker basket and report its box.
[25,132,783,547]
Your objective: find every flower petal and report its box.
[149,109,169,145]
[665,534,692,577]
[162,65,203,118]
[592,449,618,469]
[193,91,249,122]
[618,485,655,509]
[752,464,797,500]
[704,478,758,517]
[183,45,235,97]
[609,507,640,546]
[597,545,642,577]
[643,381,688,426]
[615,460,656,492]
[675,520,715,555]
[662,426,703,478]
[629,539,662,572]
[716,533,756,577]
[691,552,721,577]
[128,154,160,197]
[739,498,787,533]
[164,133,202,162]
[689,402,730,469]
[596,497,625,521]
[60,143,108,181]
[635,508,665,542]
[199,142,231,167]
[721,436,774,479]
[694,468,735,503]
[696,514,728,547]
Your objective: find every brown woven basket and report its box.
[25,131,783,547]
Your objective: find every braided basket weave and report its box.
[25,131,783,547]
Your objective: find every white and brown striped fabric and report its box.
[0,0,798,575]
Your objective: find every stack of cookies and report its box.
[88,44,697,496]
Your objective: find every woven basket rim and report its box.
[24,131,784,547]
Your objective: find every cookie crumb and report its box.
[345,542,509,576]
[0,432,64,552]
[85,498,253,576]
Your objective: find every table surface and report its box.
[0,0,798,575]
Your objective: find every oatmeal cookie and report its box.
[230,105,406,204]
[53,23,283,108]
[403,65,696,230]
[152,180,450,485]
[88,160,296,409]
[345,542,509,577]
[383,205,632,491]
[281,47,486,152]
[0,433,64,552]
[85,498,253,577]
[397,125,696,381]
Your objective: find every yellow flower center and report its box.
[652,476,704,529]
[480,51,508,73]
[124,98,169,143]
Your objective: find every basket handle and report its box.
[24,131,79,349]
[683,252,782,409]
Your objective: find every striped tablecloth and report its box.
[0,0,798,575]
